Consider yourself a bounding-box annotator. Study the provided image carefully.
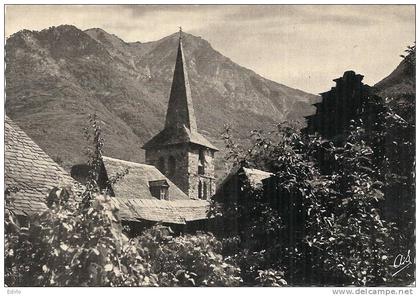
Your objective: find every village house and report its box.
[213,165,273,235]
[215,165,273,204]
[303,70,370,138]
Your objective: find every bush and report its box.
[5,186,156,286]
[135,226,242,286]
[5,187,241,286]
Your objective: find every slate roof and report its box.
[142,33,218,151]
[102,156,210,224]
[5,116,75,216]
[142,125,218,151]
[149,180,169,188]
[111,198,210,224]
[164,34,197,132]
[102,156,188,200]
[242,167,274,188]
[217,165,273,191]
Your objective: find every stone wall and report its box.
[187,147,215,199]
[145,145,190,196]
[145,144,215,200]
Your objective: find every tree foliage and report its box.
[136,226,241,286]
[400,43,415,75]
[217,120,398,286]
[5,114,238,287]
[213,46,415,286]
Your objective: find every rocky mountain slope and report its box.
[373,50,415,125]
[374,51,415,98]
[5,25,318,178]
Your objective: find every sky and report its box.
[5,4,415,94]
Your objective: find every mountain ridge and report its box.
[5,25,319,178]
[373,51,415,98]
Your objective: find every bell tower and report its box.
[142,28,218,200]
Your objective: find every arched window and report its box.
[168,156,176,176]
[209,181,212,197]
[203,182,207,200]
[158,157,165,174]
[198,180,203,199]
[198,149,205,175]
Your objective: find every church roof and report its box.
[102,156,188,200]
[5,116,75,216]
[102,156,210,224]
[143,31,217,151]
[165,33,197,132]
[142,125,218,151]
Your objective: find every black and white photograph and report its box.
[2,2,417,293]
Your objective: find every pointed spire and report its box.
[142,28,218,151]
[164,28,198,132]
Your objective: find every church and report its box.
[142,29,218,200]
[96,29,218,233]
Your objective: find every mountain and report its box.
[5,25,318,179]
[374,51,415,98]
[373,50,415,124]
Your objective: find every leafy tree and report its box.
[5,187,156,286]
[345,46,416,284]
[358,95,415,285]
[306,123,396,285]
[217,121,396,286]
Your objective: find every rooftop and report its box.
[111,198,210,224]
[242,167,274,188]
[5,116,75,216]
[217,165,273,191]
[142,125,218,151]
[102,156,210,224]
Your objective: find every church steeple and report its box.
[143,28,218,200]
[164,27,198,132]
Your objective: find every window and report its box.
[160,189,168,200]
[198,180,203,199]
[203,182,207,199]
[149,180,169,200]
[158,157,165,174]
[198,149,205,175]
[168,155,176,176]
[209,181,212,197]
